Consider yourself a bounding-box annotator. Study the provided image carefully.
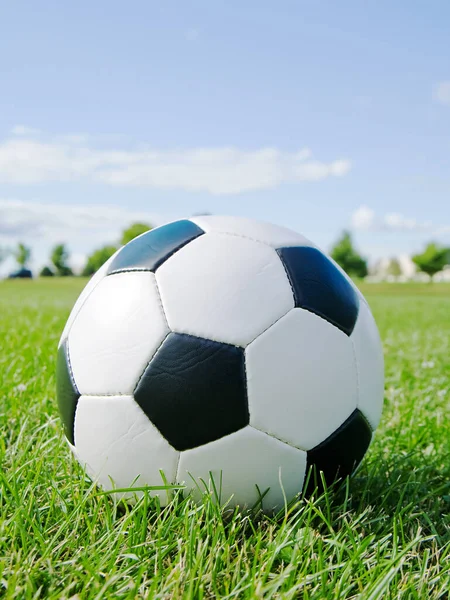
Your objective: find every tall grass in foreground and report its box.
[1,279,450,598]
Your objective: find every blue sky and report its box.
[1,0,449,272]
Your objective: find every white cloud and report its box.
[384,212,431,231]
[433,81,450,106]
[351,205,443,234]
[0,198,176,276]
[351,205,375,230]
[11,125,42,136]
[0,129,351,194]
[57,133,91,144]
[0,198,168,246]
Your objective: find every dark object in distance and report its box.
[8,268,33,279]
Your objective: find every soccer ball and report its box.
[57,216,384,511]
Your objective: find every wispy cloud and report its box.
[350,205,375,230]
[0,128,352,194]
[0,198,168,246]
[383,212,432,231]
[351,205,438,233]
[433,81,450,106]
[11,125,42,136]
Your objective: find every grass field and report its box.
[1,278,450,599]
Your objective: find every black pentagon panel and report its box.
[303,409,372,496]
[276,246,359,335]
[134,333,249,451]
[56,340,81,445]
[107,220,205,275]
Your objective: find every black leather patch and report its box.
[303,409,372,495]
[56,340,80,445]
[107,220,205,275]
[277,246,359,335]
[134,333,249,451]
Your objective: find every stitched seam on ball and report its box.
[108,268,155,275]
[358,407,372,431]
[80,393,133,397]
[65,342,79,395]
[245,306,295,348]
[134,331,172,393]
[153,275,170,329]
[250,425,307,453]
[169,328,245,349]
[277,250,297,300]
[214,230,273,248]
[350,336,362,416]
[215,230,312,250]
[128,273,170,394]
[351,337,375,434]
[64,342,80,444]
[302,305,353,337]
[276,257,355,336]
[175,452,181,483]
[242,352,250,424]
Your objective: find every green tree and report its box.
[121,222,152,246]
[51,244,73,276]
[15,243,31,268]
[412,243,450,278]
[330,231,368,279]
[82,245,117,276]
[40,266,55,277]
[386,258,402,277]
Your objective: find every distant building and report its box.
[368,255,417,282]
[368,254,450,282]
[433,265,450,282]
[398,255,417,278]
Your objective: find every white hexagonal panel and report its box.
[246,308,358,451]
[68,271,169,395]
[156,233,294,347]
[351,301,384,429]
[59,250,120,346]
[74,395,179,504]
[177,425,307,510]
[190,215,314,249]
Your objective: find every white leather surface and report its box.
[190,215,314,249]
[74,395,179,504]
[177,425,307,510]
[351,301,384,429]
[59,251,120,346]
[246,308,358,450]
[156,232,294,347]
[68,272,169,395]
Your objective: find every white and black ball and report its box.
[57,216,384,510]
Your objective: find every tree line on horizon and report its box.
[0,223,151,278]
[1,224,449,280]
[329,231,450,279]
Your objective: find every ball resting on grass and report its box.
[56,215,384,511]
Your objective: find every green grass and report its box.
[1,278,450,599]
